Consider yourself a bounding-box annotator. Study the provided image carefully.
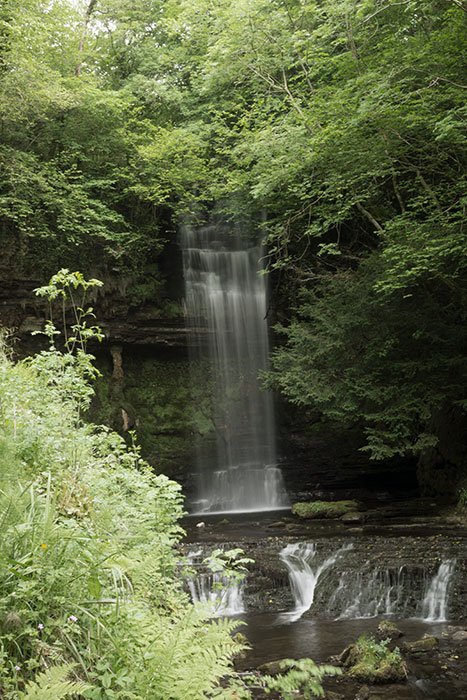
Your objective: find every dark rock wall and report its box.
[0,265,460,504]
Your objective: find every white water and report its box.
[279,542,352,622]
[280,543,456,622]
[334,565,416,619]
[420,559,456,621]
[185,547,245,616]
[182,220,289,513]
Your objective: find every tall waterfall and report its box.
[182,219,289,513]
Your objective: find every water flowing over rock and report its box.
[278,542,457,622]
[279,542,352,622]
[181,219,289,513]
[419,559,456,621]
[184,547,245,616]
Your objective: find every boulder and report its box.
[292,500,360,519]
[376,621,403,640]
[402,634,438,654]
[257,659,284,675]
[348,660,407,683]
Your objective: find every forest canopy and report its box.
[1,0,467,458]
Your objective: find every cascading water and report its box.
[181,219,289,513]
[420,559,456,622]
[279,542,352,622]
[185,547,245,616]
[279,542,457,622]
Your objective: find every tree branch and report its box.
[75,0,97,77]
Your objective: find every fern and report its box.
[18,664,91,700]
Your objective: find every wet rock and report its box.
[232,632,249,661]
[376,621,403,640]
[402,634,439,654]
[292,500,360,519]
[348,660,407,684]
[366,687,413,700]
[342,511,365,524]
[355,687,370,700]
[452,630,467,642]
[257,660,284,675]
[333,643,361,668]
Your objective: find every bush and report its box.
[0,272,248,699]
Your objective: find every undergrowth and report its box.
[0,272,247,699]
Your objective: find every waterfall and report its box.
[181,219,289,513]
[279,542,456,622]
[333,565,416,619]
[420,560,456,622]
[279,542,351,622]
[332,560,456,621]
[185,547,245,616]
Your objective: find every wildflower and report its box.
[15,665,20,671]
[41,544,47,549]
[38,623,44,630]
[69,615,77,622]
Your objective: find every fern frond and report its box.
[18,663,91,700]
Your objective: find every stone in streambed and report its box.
[376,621,403,640]
[292,500,360,519]
[452,630,467,642]
[341,511,366,524]
[348,660,407,683]
[257,659,284,675]
[402,634,439,654]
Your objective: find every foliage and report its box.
[261,658,342,699]
[346,634,407,684]
[2,0,467,478]
[0,273,249,699]
[17,664,90,700]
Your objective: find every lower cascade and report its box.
[279,542,352,623]
[420,559,456,621]
[184,540,458,623]
[185,547,245,616]
[280,542,457,622]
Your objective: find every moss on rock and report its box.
[292,500,360,519]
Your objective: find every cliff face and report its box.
[0,270,439,504]
[0,274,188,351]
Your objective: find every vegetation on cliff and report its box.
[1,1,467,483]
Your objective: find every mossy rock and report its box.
[348,660,407,684]
[377,621,403,640]
[292,500,360,519]
[402,634,438,654]
[257,660,284,675]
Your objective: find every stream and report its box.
[180,218,467,698]
[181,507,467,700]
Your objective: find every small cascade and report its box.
[279,542,351,622]
[420,559,456,622]
[332,565,416,619]
[185,548,245,616]
[279,543,457,622]
[181,218,289,513]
